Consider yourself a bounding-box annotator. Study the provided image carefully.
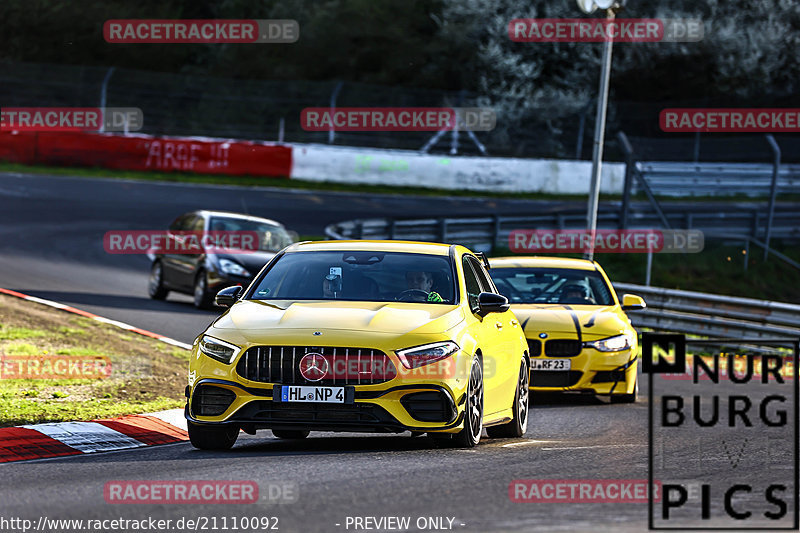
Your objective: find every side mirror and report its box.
[215,285,243,308]
[621,293,646,311]
[476,292,510,317]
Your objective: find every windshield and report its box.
[248,251,455,304]
[209,217,294,252]
[491,267,614,306]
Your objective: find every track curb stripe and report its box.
[0,410,188,464]
[0,289,192,463]
[0,427,81,463]
[0,287,192,350]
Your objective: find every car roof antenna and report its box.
[240,197,250,215]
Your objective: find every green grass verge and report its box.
[0,381,181,427]
[0,294,188,427]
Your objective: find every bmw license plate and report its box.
[531,359,571,371]
[280,385,345,403]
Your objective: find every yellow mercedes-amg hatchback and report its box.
[489,257,645,403]
[186,241,530,449]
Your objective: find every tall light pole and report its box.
[578,0,625,262]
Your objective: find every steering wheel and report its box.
[395,289,429,302]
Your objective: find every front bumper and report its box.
[186,379,464,433]
[529,347,638,395]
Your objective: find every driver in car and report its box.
[559,283,594,304]
[401,271,443,302]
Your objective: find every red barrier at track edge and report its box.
[0,131,292,178]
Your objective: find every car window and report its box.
[461,257,482,311]
[187,215,205,232]
[467,256,496,294]
[491,267,614,305]
[209,216,295,252]
[249,251,456,304]
[169,215,190,231]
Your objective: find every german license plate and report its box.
[531,359,571,371]
[280,385,345,403]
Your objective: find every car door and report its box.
[161,214,190,288]
[174,214,207,289]
[466,255,520,418]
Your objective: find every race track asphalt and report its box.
[1,171,796,532]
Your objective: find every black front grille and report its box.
[592,370,626,383]
[233,400,396,424]
[191,385,236,416]
[530,370,583,388]
[400,391,454,423]
[527,339,542,357]
[236,346,396,385]
[545,339,583,357]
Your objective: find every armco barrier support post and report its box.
[98,67,115,134]
[617,131,635,230]
[328,82,344,145]
[764,134,781,261]
[491,214,500,254]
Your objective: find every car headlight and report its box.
[584,334,632,353]
[199,335,241,364]
[218,258,251,277]
[396,341,459,369]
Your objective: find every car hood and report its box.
[510,304,631,340]
[212,300,465,337]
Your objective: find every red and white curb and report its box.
[0,409,188,463]
[0,287,191,350]
[0,288,193,462]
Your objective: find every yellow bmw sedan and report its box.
[185,241,530,449]
[489,257,645,403]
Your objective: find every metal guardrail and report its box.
[631,161,800,197]
[325,208,800,252]
[614,283,800,343]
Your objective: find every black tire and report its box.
[188,422,239,450]
[148,261,168,300]
[611,371,639,404]
[193,271,213,309]
[487,358,529,438]
[452,356,484,448]
[272,429,310,439]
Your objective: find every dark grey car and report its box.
[147,210,296,308]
